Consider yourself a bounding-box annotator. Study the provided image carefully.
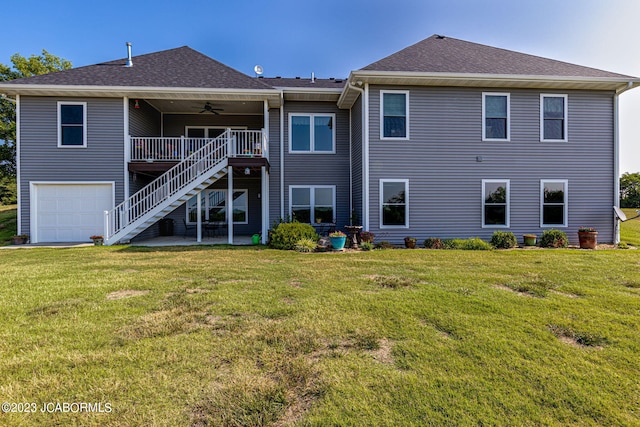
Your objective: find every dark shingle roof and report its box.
[259,77,346,89]
[5,46,273,90]
[362,35,634,79]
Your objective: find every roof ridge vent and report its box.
[125,42,133,67]
[435,34,446,39]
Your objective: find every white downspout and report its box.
[363,83,370,231]
[614,81,634,243]
[279,91,285,219]
[123,97,130,200]
[15,94,21,235]
[346,84,364,227]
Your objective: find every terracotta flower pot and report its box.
[578,231,597,249]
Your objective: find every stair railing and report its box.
[105,130,231,241]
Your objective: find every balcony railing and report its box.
[130,129,267,162]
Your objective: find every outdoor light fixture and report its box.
[244,168,251,175]
[134,100,140,109]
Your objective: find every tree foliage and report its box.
[620,172,640,208]
[1,50,72,178]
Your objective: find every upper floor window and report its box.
[541,180,568,227]
[381,91,409,139]
[289,186,335,224]
[380,179,409,228]
[482,180,510,227]
[483,93,510,141]
[58,102,87,147]
[541,94,568,142]
[289,113,335,153]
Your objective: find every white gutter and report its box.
[613,81,635,243]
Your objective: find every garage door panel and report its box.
[34,184,113,243]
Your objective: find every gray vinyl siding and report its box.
[368,86,616,244]
[268,108,281,223]
[19,96,125,235]
[282,101,351,229]
[163,114,263,136]
[350,96,363,227]
[129,99,161,136]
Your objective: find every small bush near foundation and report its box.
[375,241,394,250]
[359,231,375,243]
[443,238,492,250]
[295,238,317,253]
[490,231,517,249]
[423,237,444,249]
[269,222,318,250]
[618,242,629,249]
[360,242,374,251]
[540,229,568,248]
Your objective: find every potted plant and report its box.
[12,234,29,245]
[523,234,537,246]
[404,236,417,249]
[90,235,104,246]
[329,230,347,251]
[577,227,597,249]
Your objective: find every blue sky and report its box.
[3,0,639,173]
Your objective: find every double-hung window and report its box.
[482,180,510,227]
[541,180,568,227]
[289,113,335,153]
[541,94,568,142]
[290,186,335,224]
[483,93,510,141]
[380,179,409,228]
[186,189,248,224]
[381,91,409,139]
[58,102,87,147]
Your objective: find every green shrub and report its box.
[294,238,317,253]
[268,222,318,250]
[618,242,629,249]
[423,237,444,249]
[360,241,374,251]
[490,231,517,249]
[374,241,394,250]
[540,229,568,248]
[443,238,492,250]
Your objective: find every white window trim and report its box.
[288,113,336,154]
[540,179,568,227]
[540,94,568,142]
[379,179,409,229]
[186,189,248,225]
[380,90,410,140]
[57,101,87,148]
[288,185,337,224]
[482,179,510,228]
[482,93,510,142]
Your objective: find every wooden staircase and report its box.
[104,131,232,245]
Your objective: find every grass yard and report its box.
[621,208,640,247]
[0,204,17,245]
[0,243,639,426]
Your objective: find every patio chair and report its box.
[182,218,196,237]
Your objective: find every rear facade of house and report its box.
[3,35,637,245]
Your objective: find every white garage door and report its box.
[33,183,114,243]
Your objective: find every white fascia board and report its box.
[348,70,640,89]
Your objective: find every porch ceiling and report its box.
[145,99,264,115]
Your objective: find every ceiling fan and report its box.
[200,102,224,115]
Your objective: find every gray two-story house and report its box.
[1,35,637,245]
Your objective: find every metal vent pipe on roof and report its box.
[126,42,133,67]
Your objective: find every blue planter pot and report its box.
[330,236,347,250]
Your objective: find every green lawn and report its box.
[621,208,640,246]
[0,204,17,245]
[0,244,639,426]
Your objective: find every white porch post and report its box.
[197,190,202,243]
[227,166,234,244]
